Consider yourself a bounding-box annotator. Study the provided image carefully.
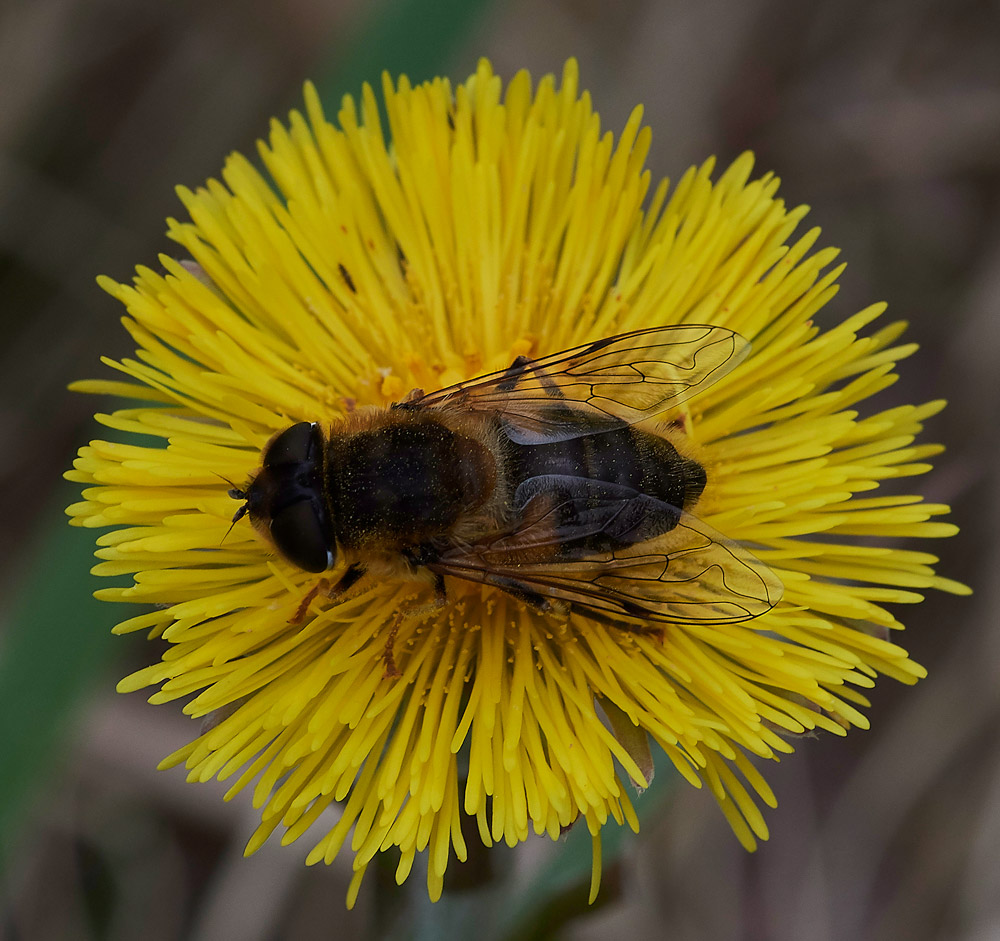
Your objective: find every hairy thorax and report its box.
[323,409,503,554]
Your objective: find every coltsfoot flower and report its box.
[66,59,967,905]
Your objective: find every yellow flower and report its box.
[66,59,967,906]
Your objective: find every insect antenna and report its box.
[215,472,246,499]
[221,506,248,545]
[216,473,249,545]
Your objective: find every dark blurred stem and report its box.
[443,803,495,892]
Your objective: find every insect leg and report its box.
[574,606,665,642]
[474,573,568,617]
[400,545,449,609]
[431,571,447,606]
[329,562,368,597]
[289,562,371,625]
[290,578,330,624]
[381,574,449,680]
[497,354,566,401]
[382,613,403,679]
[497,354,531,391]
[393,571,448,617]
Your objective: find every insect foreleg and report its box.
[330,562,369,597]
[289,562,370,625]
[290,578,329,624]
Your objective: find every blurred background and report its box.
[0,0,997,938]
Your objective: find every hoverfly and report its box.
[230,325,781,632]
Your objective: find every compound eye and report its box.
[264,422,317,467]
[268,500,335,573]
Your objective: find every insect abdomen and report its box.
[506,426,706,511]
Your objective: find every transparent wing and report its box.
[431,477,782,625]
[400,325,749,443]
